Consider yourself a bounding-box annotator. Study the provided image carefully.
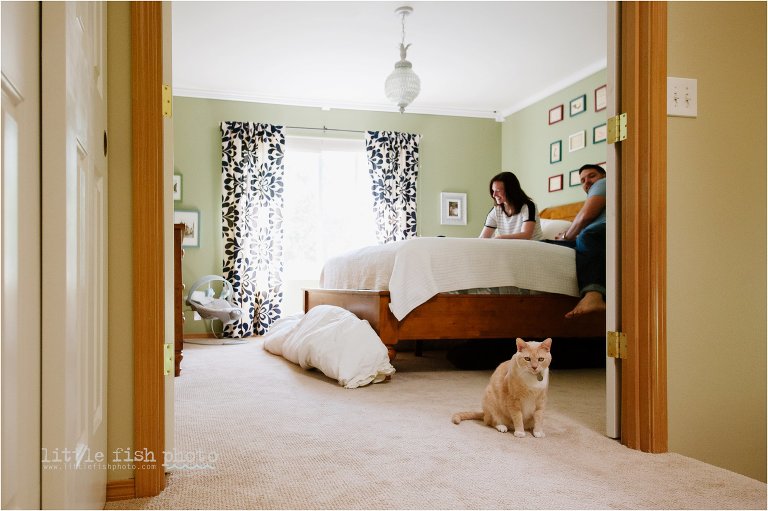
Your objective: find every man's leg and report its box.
[566,223,606,318]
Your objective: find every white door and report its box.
[1,2,42,508]
[41,2,108,508]
[605,1,621,438]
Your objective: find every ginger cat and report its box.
[452,338,552,438]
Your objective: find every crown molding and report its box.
[496,59,608,120]
[172,87,500,120]
[173,60,607,123]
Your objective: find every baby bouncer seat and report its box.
[185,275,245,343]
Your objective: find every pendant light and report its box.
[385,5,421,114]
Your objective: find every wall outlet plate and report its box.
[667,77,697,117]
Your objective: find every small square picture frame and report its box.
[594,84,607,112]
[569,94,587,117]
[569,169,581,187]
[568,130,586,152]
[548,104,564,125]
[440,192,467,226]
[593,123,607,144]
[549,140,562,164]
[173,174,182,201]
[548,174,564,192]
[174,210,200,247]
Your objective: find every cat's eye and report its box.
[538,358,544,362]
[524,357,531,361]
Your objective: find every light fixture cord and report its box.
[400,12,406,46]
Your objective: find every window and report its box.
[281,136,377,314]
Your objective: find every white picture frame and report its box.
[568,130,586,152]
[440,192,467,226]
[174,210,200,247]
[173,174,182,201]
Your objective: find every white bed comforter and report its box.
[320,237,579,320]
[262,305,396,389]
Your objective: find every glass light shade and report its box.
[385,60,421,114]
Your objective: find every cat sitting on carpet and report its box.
[452,338,553,438]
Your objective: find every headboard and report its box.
[540,201,584,222]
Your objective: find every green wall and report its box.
[502,70,609,209]
[173,97,501,333]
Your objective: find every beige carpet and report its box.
[107,339,766,509]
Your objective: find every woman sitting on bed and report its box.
[479,171,543,241]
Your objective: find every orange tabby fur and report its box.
[452,338,552,438]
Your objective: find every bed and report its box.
[303,202,605,359]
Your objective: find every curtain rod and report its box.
[285,125,365,134]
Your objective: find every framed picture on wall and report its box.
[593,123,608,144]
[548,174,564,192]
[440,192,467,225]
[549,140,562,164]
[594,84,607,112]
[173,174,182,201]
[568,130,586,152]
[174,210,200,247]
[548,104,564,125]
[569,169,581,187]
[569,94,587,116]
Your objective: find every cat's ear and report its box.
[515,338,526,352]
[541,338,553,351]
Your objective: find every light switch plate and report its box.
[667,77,697,117]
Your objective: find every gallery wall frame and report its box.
[173,174,182,201]
[550,140,562,163]
[569,94,587,117]
[594,84,607,112]
[548,174,564,192]
[548,104,564,125]
[568,130,586,152]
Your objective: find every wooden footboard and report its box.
[304,289,605,359]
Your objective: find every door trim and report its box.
[128,0,670,498]
[619,1,668,452]
[131,1,166,496]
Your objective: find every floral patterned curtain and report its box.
[365,131,421,243]
[220,122,285,337]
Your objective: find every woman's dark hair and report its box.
[489,171,532,216]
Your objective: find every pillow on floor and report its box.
[263,305,395,388]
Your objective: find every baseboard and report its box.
[106,479,135,501]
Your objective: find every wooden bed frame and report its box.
[303,201,605,359]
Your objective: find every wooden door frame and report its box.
[129,0,669,497]
[619,1,668,452]
[131,1,166,497]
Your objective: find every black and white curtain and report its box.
[220,122,285,337]
[365,131,421,243]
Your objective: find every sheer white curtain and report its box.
[281,135,377,315]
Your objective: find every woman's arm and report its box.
[479,226,495,238]
[495,221,535,240]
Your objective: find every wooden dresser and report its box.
[173,223,185,376]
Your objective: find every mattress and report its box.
[320,237,579,320]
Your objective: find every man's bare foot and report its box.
[565,291,606,318]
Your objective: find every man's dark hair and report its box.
[579,163,606,176]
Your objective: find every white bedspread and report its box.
[320,237,579,320]
[262,305,395,389]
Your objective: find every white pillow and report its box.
[263,305,395,388]
[540,219,572,240]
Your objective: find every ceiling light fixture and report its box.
[385,5,421,114]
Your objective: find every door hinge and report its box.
[163,343,173,375]
[607,331,627,359]
[162,84,172,118]
[607,113,627,144]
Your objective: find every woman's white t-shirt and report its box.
[484,201,543,240]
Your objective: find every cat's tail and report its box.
[452,411,483,425]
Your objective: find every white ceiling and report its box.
[172,1,607,120]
